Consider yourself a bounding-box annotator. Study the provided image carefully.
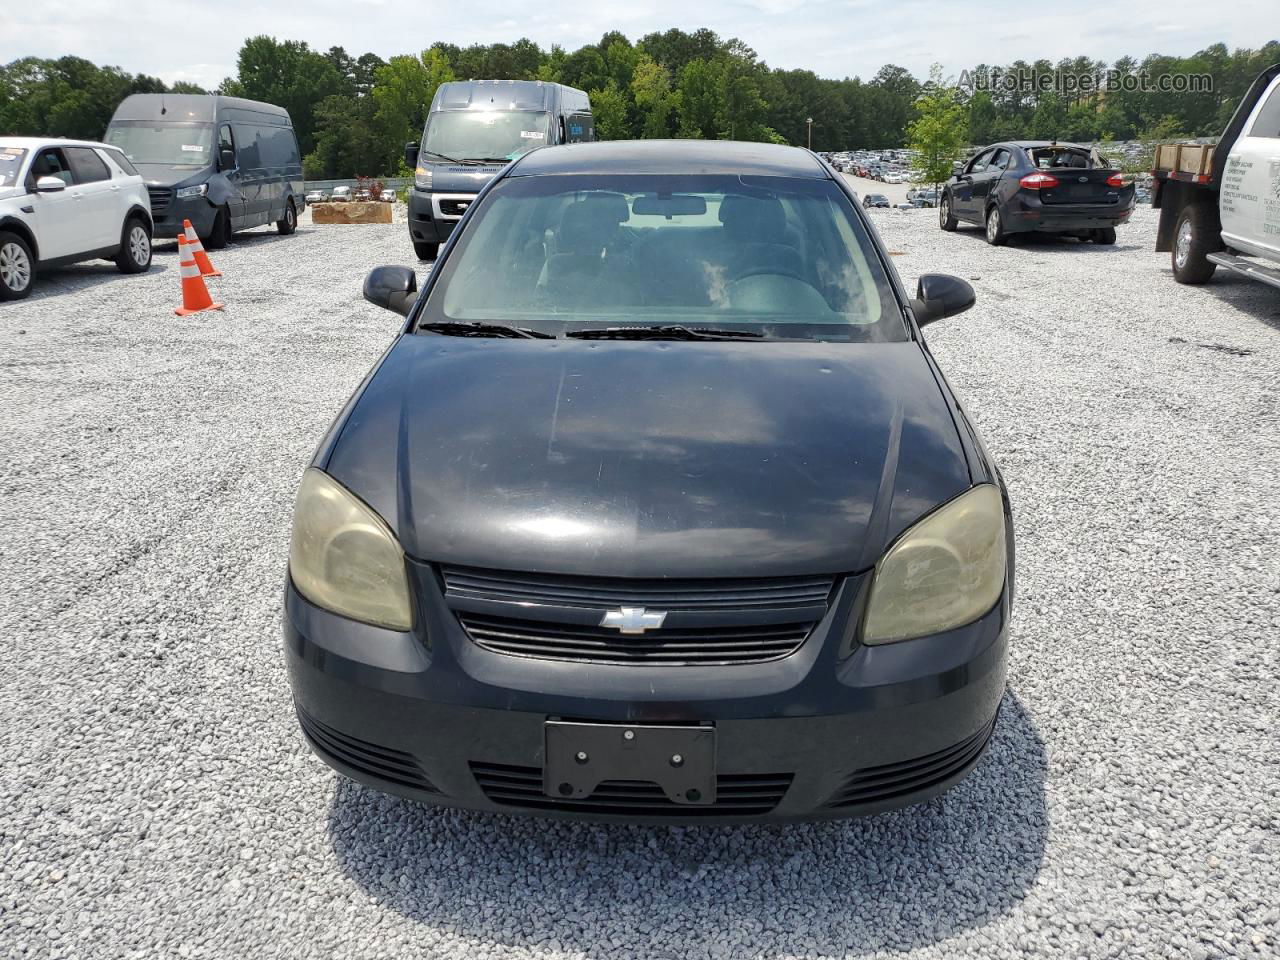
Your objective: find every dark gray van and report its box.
[105,94,304,248]
[405,80,593,260]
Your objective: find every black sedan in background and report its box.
[862,193,891,208]
[940,140,1135,245]
[284,140,1014,823]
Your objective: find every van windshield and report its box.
[423,111,551,162]
[104,122,214,167]
[423,173,905,343]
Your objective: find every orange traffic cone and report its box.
[182,219,221,277]
[174,235,224,316]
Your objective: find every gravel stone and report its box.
[1,202,1277,959]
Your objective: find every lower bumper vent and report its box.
[297,707,438,794]
[471,762,791,816]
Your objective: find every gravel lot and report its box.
[2,201,1277,960]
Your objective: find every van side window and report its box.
[66,147,111,184]
[1249,85,1280,138]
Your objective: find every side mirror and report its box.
[218,147,236,172]
[911,274,975,326]
[34,176,66,193]
[404,142,419,168]
[363,265,418,317]
[951,161,964,176]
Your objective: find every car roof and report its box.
[509,140,831,179]
[0,136,115,151]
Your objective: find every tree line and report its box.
[2,32,1277,180]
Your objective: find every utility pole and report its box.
[806,117,814,150]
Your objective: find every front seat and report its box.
[718,195,805,280]
[543,193,632,308]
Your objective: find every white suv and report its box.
[0,137,153,301]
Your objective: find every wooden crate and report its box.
[1154,143,1214,175]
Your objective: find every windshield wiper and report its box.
[419,321,553,340]
[566,325,767,342]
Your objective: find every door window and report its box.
[1248,84,1280,138]
[65,147,112,184]
[968,150,993,174]
[28,148,73,187]
[988,149,1011,172]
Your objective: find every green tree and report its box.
[907,65,968,193]
[220,37,345,154]
[372,49,455,166]
[631,55,677,138]
[676,59,722,139]
[588,81,630,139]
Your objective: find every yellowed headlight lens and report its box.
[862,484,1006,644]
[288,468,412,631]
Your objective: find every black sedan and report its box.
[862,193,891,208]
[284,140,1014,823]
[939,140,1135,245]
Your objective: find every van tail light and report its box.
[1106,172,1126,188]
[1019,173,1059,190]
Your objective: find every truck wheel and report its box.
[1172,204,1218,284]
[1092,227,1117,246]
[939,194,958,231]
[984,205,1007,246]
[0,230,35,301]
[277,199,297,236]
[115,216,152,274]
[413,240,439,262]
[205,207,232,250]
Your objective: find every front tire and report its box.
[0,231,35,301]
[984,205,1008,246]
[939,194,958,231]
[205,206,233,250]
[413,240,439,262]
[277,199,297,235]
[115,217,152,274]
[1172,204,1218,284]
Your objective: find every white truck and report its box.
[1153,63,1280,287]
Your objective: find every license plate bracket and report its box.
[544,721,716,805]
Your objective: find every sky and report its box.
[3,0,1277,91]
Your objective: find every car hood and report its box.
[324,337,971,579]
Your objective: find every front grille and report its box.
[471,762,791,816]
[460,613,813,665]
[297,707,438,793]
[825,716,996,809]
[146,186,172,212]
[442,566,834,610]
[439,198,472,217]
[442,566,835,667]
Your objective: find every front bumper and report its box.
[407,189,475,245]
[283,567,1010,823]
[149,196,218,239]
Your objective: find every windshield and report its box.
[104,122,214,167]
[0,147,28,188]
[422,173,905,342]
[423,111,551,162]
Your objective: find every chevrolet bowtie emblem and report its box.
[600,606,667,634]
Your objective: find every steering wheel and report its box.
[730,263,810,284]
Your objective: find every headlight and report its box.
[414,166,432,189]
[862,484,1007,645]
[175,183,208,199]
[288,468,413,631]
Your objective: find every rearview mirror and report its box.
[363,265,418,317]
[632,194,706,217]
[404,142,419,168]
[218,147,236,172]
[911,274,975,326]
[34,176,66,193]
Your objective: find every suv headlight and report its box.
[175,183,208,199]
[288,468,413,631]
[414,166,432,189]
[862,484,1007,645]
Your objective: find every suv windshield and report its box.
[423,111,551,162]
[422,173,905,342]
[104,122,214,166]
